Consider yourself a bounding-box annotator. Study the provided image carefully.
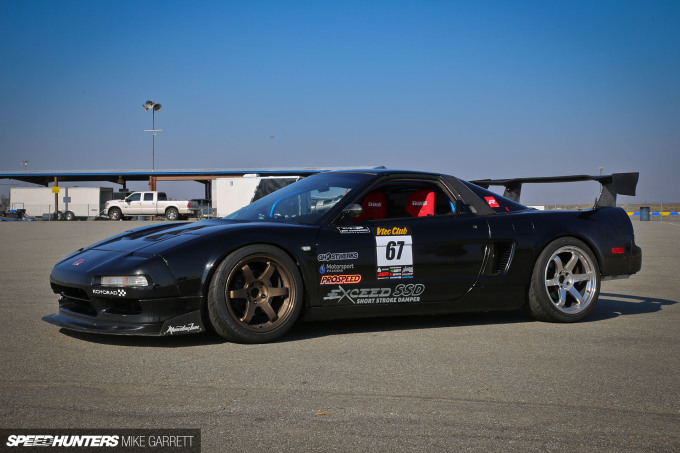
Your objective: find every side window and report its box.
[127,193,141,202]
[143,193,154,201]
[353,180,456,221]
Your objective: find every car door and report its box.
[122,192,142,215]
[142,192,155,215]
[316,178,489,307]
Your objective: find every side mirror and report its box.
[343,204,363,218]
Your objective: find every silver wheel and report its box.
[528,237,600,322]
[543,246,597,315]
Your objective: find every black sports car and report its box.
[44,169,642,343]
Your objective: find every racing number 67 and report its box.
[386,240,404,260]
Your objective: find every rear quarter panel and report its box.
[517,207,637,276]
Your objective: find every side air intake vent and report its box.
[483,242,515,276]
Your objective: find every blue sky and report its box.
[1,0,678,203]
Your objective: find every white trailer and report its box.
[211,175,300,217]
[10,187,114,220]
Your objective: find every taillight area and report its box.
[612,247,625,254]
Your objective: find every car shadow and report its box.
[56,292,677,346]
[585,292,677,322]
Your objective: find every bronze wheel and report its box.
[208,245,303,343]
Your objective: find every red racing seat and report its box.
[354,191,388,221]
[405,190,435,217]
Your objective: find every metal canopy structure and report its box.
[0,167,384,201]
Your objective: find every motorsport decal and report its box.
[337,226,371,234]
[317,251,359,261]
[319,263,355,274]
[375,227,413,274]
[377,265,414,280]
[323,284,425,304]
[92,288,126,297]
[72,259,85,266]
[320,274,362,285]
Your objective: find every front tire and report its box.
[528,237,600,322]
[208,245,303,343]
[108,208,122,220]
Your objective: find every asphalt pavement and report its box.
[0,218,678,452]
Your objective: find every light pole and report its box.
[143,100,162,171]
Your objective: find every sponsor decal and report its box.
[375,226,410,236]
[165,323,201,335]
[410,200,427,206]
[92,288,126,297]
[485,196,500,208]
[320,263,355,274]
[72,259,85,266]
[323,284,425,304]
[377,265,414,280]
[317,251,359,261]
[320,274,362,285]
[337,226,371,234]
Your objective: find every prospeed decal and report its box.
[319,263,356,274]
[337,226,371,234]
[375,226,413,273]
[317,251,359,261]
[320,274,362,285]
[323,284,425,304]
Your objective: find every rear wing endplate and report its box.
[470,172,639,208]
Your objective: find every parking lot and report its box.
[0,218,678,452]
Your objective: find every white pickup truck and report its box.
[104,191,200,220]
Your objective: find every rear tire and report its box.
[64,211,75,221]
[165,207,179,221]
[528,237,600,322]
[208,245,303,343]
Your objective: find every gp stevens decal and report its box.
[317,252,358,261]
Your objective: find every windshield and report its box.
[225,172,374,224]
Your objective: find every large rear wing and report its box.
[470,172,639,208]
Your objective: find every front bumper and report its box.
[42,292,206,336]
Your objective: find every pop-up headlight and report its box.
[101,276,149,287]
